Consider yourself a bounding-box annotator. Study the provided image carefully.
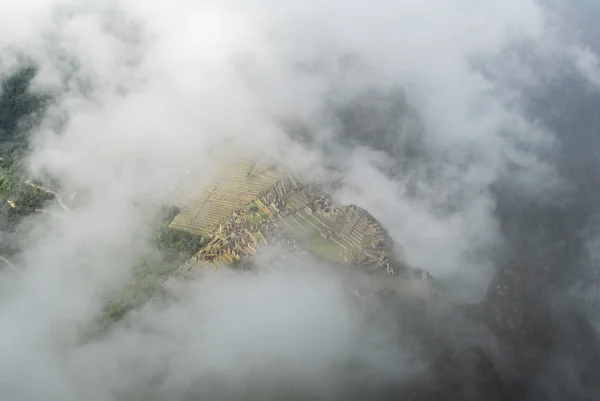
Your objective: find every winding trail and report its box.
[34,209,63,217]
[0,181,68,277]
[24,180,71,212]
[0,255,20,275]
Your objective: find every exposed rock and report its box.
[481,259,600,400]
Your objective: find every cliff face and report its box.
[284,86,428,179]
[480,260,600,400]
[398,259,600,401]
[343,258,596,401]
[332,88,425,162]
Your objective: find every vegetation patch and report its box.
[99,217,209,324]
[0,63,54,257]
[155,226,207,255]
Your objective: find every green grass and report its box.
[0,176,11,199]
[101,249,189,322]
[246,213,263,224]
[305,234,346,262]
[155,226,207,254]
[99,223,208,324]
[279,215,346,262]
[278,216,307,237]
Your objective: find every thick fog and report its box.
[0,0,599,400]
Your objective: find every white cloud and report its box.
[0,0,598,399]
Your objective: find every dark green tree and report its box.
[0,63,54,255]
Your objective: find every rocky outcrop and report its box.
[371,259,600,401]
[480,260,600,400]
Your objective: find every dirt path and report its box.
[24,180,70,212]
[0,255,20,274]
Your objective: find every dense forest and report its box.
[0,64,206,322]
[0,64,55,256]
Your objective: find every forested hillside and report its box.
[0,64,54,256]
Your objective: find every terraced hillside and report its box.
[163,154,413,291]
[169,157,283,236]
